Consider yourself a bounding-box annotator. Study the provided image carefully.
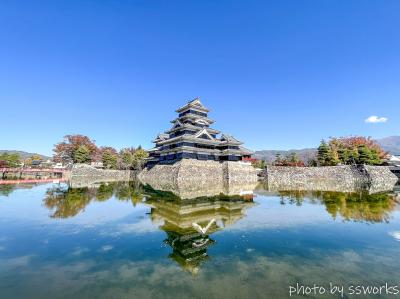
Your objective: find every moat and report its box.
[0,181,399,299]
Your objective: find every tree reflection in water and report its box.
[43,181,399,224]
[0,184,16,197]
[277,190,398,223]
[0,183,44,197]
[43,182,256,274]
[44,181,146,218]
[39,182,400,274]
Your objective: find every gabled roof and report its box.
[152,133,169,143]
[176,98,210,113]
[147,147,160,152]
[239,146,254,155]
[156,135,221,146]
[165,123,220,134]
[220,134,242,144]
[172,119,183,129]
[195,118,211,125]
[195,128,215,140]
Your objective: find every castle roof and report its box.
[238,146,254,155]
[165,123,220,135]
[171,114,215,125]
[220,134,242,145]
[152,133,169,143]
[176,98,210,113]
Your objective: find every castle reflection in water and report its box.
[17,179,396,273]
[147,193,256,274]
[42,180,257,274]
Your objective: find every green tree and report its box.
[102,150,118,169]
[370,149,381,165]
[357,145,372,165]
[0,153,21,168]
[31,154,42,161]
[8,153,21,168]
[317,140,334,166]
[252,159,266,169]
[74,145,91,163]
[307,159,318,167]
[132,147,149,170]
[337,146,350,164]
[347,147,359,165]
[120,150,133,169]
[288,152,299,163]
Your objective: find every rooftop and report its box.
[176,98,210,113]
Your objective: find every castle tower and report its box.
[146,98,253,166]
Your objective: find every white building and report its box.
[389,155,400,167]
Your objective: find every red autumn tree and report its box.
[330,136,383,152]
[53,135,98,164]
[329,136,388,165]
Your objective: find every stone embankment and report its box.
[69,164,135,188]
[260,165,398,193]
[68,162,397,195]
[138,159,258,198]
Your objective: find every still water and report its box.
[0,182,399,299]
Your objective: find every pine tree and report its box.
[132,147,149,170]
[357,145,372,165]
[370,149,381,165]
[102,150,118,169]
[347,148,359,165]
[120,150,133,169]
[317,140,332,166]
[74,145,91,163]
[337,146,349,165]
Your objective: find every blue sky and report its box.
[1,0,399,156]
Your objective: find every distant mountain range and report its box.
[376,136,400,155]
[254,136,400,163]
[0,150,51,161]
[253,148,317,164]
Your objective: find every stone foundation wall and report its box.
[223,161,259,188]
[138,159,258,198]
[364,165,399,193]
[69,164,134,188]
[260,165,397,193]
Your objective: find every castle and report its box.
[146,98,253,166]
[139,98,259,188]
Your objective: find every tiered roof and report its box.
[175,97,210,113]
[147,98,253,164]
